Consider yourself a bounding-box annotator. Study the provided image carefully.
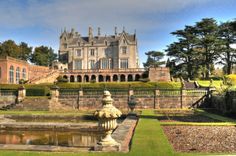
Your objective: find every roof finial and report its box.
[98,27,101,37]
[89,27,93,40]
[123,26,125,32]
[115,26,117,35]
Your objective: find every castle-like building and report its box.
[0,27,170,84]
[59,27,140,70]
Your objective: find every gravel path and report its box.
[163,126,236,153]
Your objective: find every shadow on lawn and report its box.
[139,115,157,119]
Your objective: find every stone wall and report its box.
[148,67,170,82]
[0,96,16,108]
[58,89,208,110]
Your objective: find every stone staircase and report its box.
[29,70,60,84]
[0,96,17,110]
[59,96,79,109]
[183,81,198,89]
[13,97,50,111]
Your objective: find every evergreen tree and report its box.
[217,21,236,74]
[31,46,57,66]
[143,51,165,68]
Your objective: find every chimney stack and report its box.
[115,27,117,36]
[98,27,101,37]
[88,27,93,42]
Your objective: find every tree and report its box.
[217,21,236,74]
[195,18,219,78]
[166,26,201,79]
[31,46,57,66]
[0,40,19,58]
[143,51,165,68]
[18,42,32,61]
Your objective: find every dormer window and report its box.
[91,41,94,46]
[105,41,108,46]
[123,39,125,44]
[78,42,80,46]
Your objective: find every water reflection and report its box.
[0,130,101,147]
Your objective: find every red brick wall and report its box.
[148,67,170,82]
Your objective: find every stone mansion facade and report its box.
[59,27,139,70]
[0,27,170,84]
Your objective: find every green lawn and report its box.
[0,110,233,156]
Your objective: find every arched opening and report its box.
[22,68,26,80]
[54,66,59,70]
[77,75,82,82]
[99,75,104,82]
[120,74,126,82]
[113,75,118,82]
[91,75,96,81]
[70,75,75,82]
[135,74,141,81]
[106,75,111,82]
[142,71,149,78]
[16,67,20,84]
[128,74,133,81]
[84,75,89,82]
[9,66,14,83]
[63,75,68,80]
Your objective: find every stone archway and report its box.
[128,74,133,81]
[70,75,75,82]
[106,75,111,82]
[120,74,126,82]
[63,75,68,80]
[84,75,89,82]
[91,75,96,81]
[77,75,82,82]
[135,74,141,81]
[113,75,118,82]
[99,75,104,82]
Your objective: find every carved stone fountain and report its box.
[94,90,122,151]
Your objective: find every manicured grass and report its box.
[197,80,223,89]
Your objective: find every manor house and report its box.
[59,27,140,70]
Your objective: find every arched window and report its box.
[9,66,14,83]
[22,68,26,80]
[16,67,20,84]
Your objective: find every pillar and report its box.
[17,85,26,103]
[154,89,160,109]
[50,85,60,103]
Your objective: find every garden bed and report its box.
[157,114,221,122]
[163,125,236,153]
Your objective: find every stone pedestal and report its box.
[94,91,122,152]
[17,86,26,103]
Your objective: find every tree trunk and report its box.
[226,44,232,74]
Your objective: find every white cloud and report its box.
[0,0,212,33]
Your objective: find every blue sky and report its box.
[0,0,235,66]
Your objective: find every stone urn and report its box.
[94,90,122,147]
[128,95,137,114]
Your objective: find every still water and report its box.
[0,130,101,147]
